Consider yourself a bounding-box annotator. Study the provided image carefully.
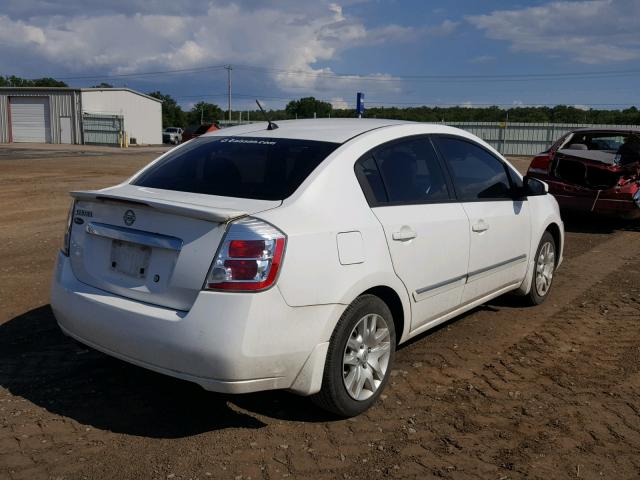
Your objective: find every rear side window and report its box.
[354,155,388,205]
[133,137,339,200]
[434,137,513,201]
[373,137,450,204]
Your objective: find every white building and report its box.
[0,87,162,145]
[80,88,162,145]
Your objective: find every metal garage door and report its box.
[10,97,51,143]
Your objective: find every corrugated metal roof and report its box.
[80,88,162,103]
[0,87,161,103]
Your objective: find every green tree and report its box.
[148,91,186,128]
[0,75,67,87]
[187,102,223,126]
[91,82,114,88]
[285,97,332,118]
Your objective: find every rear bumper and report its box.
[51,252,341,395]
[530,174,640,219]
[554,196,640,219]
[593,199,640,220]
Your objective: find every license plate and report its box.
[110,240,151,279]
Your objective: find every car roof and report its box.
[571,127,640,134]
[202,118,416,143]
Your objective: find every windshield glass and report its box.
[133,136,340,200]
[164,128,178,133]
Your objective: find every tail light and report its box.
[528,153,553,175]
[61,200,75,256]
[204,217,286,292]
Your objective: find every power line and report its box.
[24,62,640,84]
[174,92,309,101]
[232,64,640,83]
[365,100,639,107]
[173,91,638,109]
[48,65,228,81]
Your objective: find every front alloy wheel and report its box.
[535,240,555,297]
[525,231,557,305]
[312,294,396,417]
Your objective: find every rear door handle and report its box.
[392,228,417,241]
[472,220,489,233]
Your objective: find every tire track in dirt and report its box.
[372,236,640,479]
[31,227,637,480]
[2,148,640,479]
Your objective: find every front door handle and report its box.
[392,228,417,241]
[472,220,490,233]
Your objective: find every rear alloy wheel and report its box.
[525,231,556,305]
[342,313,391,401]
[312,295,396,417]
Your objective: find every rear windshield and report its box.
[133,137,339,200]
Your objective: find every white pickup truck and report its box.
[162,127,183,145]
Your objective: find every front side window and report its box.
[133,137,339,201]
[372,137,450,204]
[434,137,513,201]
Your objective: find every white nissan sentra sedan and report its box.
[51,119,563,417]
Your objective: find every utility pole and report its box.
[501,110,509,154]
[225,65,232,122]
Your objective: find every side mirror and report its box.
[523,176,548,196]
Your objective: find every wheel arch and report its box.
[515,219,564,296]
[545,222,562,267]
[359,285,407,344]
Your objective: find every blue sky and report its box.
[1,0,639,111]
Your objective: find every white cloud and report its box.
[0,2,430,101]
[0,18,46,47]
[331,97,349,109]
[328,3,346,22]
[467,0,640,64]
[425,19,459,37]
[470,55,496,64]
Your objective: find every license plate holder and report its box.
[110,240,151,279]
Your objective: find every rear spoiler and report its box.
[70,190,247,223]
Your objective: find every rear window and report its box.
[133,137,339,200]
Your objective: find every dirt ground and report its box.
[1,146,640,480]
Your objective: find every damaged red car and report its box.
[527,128,640,219]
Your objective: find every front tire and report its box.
[312,295,396,417]
[524,231,556,305]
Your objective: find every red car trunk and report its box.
[527,129,640,218]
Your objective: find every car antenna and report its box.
[255,100,278,130]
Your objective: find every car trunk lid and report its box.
[553,150,626,190]
[68,184,280,311]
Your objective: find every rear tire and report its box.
[312,295,396,417]
[524,231,556,305]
